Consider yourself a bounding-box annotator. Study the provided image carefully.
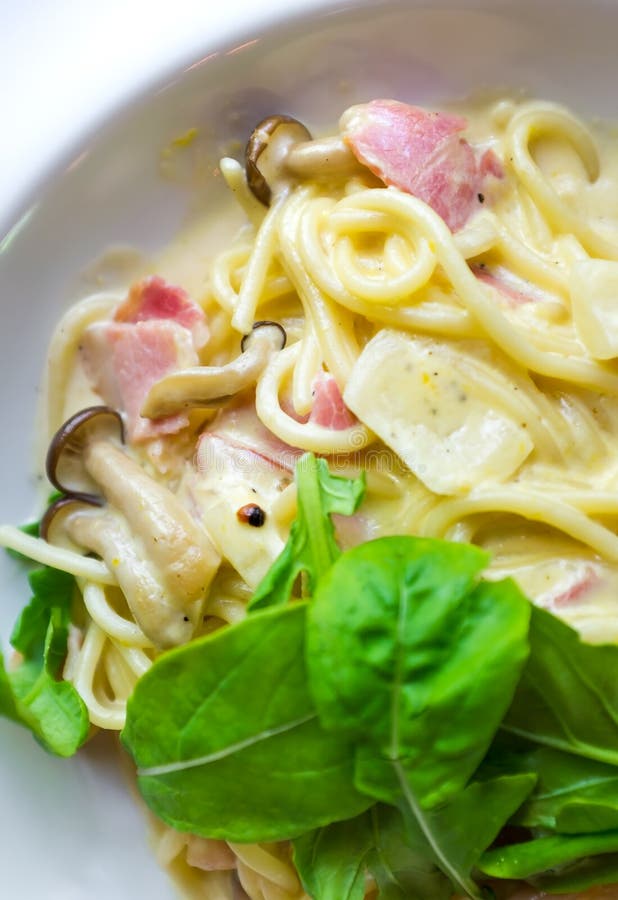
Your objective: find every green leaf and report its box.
[306,536,532,898]
[12,568,75,660]
[249,453,365,610]
[122,603,371,841]
[0,650,26,725]
[307,536,531,807]
[357,755,534,898]
[0,566,88,757]
[531,852,618,893]
[293,805,455,900]
[479,829,618,880]
[478,744,618,892]
[366,805,452,900]
[508,746,618,834]
[293,811,374,900]
[503,606,618,766]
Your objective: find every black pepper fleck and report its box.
[237,503,266,527]
[477,192,485,203]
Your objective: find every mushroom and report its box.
[245,114,361,206]
[40,494,102,549]
[139,320,287,420]
[46,406,124,502]
[45,406,221,648]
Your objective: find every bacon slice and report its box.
[185,836,236,872]
[551,567,600,607]
[340,99,503,231]
[81,276,209,444]
[209,400,302,472]
[81,319,197,443]
[309,371,357,430]
[473,264,561,309]
[332,512,374,550]
[196,432,292,482]
[114,276,209,349]
[479,147,504,180]
[201,376,354,478]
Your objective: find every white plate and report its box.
[1,0,618,896]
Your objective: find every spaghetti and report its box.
[4,95,618,899]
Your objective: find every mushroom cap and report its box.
[46,406,124,501]
[245,114,312,206]
[40,494,103,549]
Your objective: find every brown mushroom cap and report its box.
[245,114,313,206]
[46,406,124,501]
[40,494,102,547]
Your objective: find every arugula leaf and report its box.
[0,567,89,757]
[366,805,452,900]
[531,852,618,893]
[307,536,531,807]
[122,603,371,841]
[249,453,365,610]
[503,606,618,766]
[401,774,535,894]
[478,743,618,892]
[0,650,24,724]
[293,811,374,900]
[479,830,618,880]
[293,805,454,900]
[505,746,618,834]
[357,753,534,899]
[306,537,532,898]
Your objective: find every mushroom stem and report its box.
[63,505,199,648]
[285,136,361,179]
[245,115,366,207]
[44,405,221,648]
[139,321,287,419]
[83,441,220,608]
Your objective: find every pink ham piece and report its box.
[81,276,209,444]
[114,275,209,349]
[196,432,294,481]
[81,319,198,443]
[546,565,601,608]
[473,264,559,308]
[198,373,354,476]
[332,512,374,550]
[340,99,503,231]
[309,371,356,430]
[185,836,236,872]
[207,401,302,472]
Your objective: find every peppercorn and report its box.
[236,503,266,527]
